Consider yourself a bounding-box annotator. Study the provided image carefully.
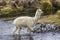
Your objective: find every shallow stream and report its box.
[0,18,60,40]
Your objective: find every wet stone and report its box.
[33,23,57,33]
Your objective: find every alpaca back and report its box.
[13,16,35,27]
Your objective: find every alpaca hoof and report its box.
[33,30,36,33]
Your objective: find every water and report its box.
[0,18,60,40]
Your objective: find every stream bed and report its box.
[0,18,60,40]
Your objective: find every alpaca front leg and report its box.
[13,27,18,34]
[28,26,34,32]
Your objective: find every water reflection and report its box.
[0,34,34,40]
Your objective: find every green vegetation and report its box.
[41,2,55,15]
[0,0,56,17]
[0,6,37,17]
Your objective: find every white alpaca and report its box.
[13,9,43,34]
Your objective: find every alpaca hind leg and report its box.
[17,27,22,35]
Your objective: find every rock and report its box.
[33,24,42,33]
[33,23,57,33]
[46,24,52,31]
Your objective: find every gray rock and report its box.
[33,23,57,33]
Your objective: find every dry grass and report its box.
[41,0,52,5]
[38,14,60,27]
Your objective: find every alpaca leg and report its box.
[28,26,34,32]
[13,27,18,34]
[17,27,22,35]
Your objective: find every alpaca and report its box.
[13,9,43,34]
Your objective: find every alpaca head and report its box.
[34,9,43,21]
[35,9,43,16]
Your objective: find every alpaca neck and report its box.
[33,9,43,22]
[34,13,41,22]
